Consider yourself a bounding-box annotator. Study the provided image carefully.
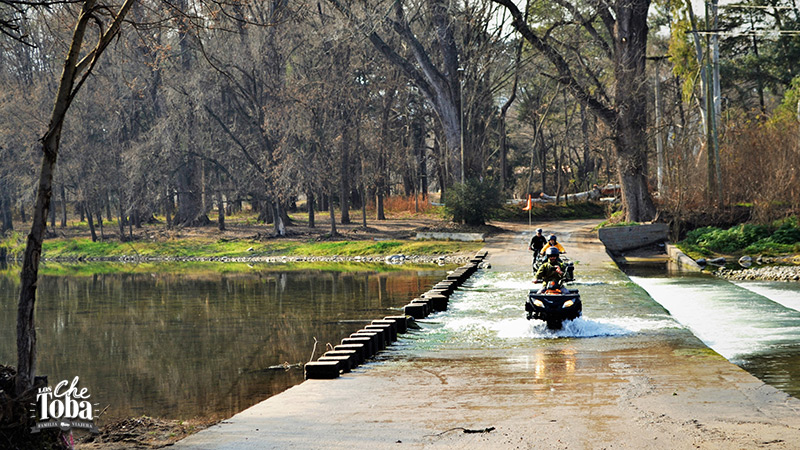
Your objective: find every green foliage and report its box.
[770,217,800,244]
[34,238,480,259]
[667,9,700,105]
[773,75,800,123]
[596,211,640,229]
[679,217,800,255]
[444,178,503,226]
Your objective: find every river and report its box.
[2,249,799,429]
[0,263,447,422]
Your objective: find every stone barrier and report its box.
[304,361,340,379]
[306,249,487,380]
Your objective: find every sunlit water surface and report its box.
[0,264,447,422]
[627,272,800,398]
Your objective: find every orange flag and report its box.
[522,194,532,211]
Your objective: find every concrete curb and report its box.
[667,244,703,272]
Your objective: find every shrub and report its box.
[770,217,800,244]
[680,217,800,255]
[444,178,503,226]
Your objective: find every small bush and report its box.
[770,217,800,244]
[444,178,503,226]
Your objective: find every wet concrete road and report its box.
[175,220,800,449]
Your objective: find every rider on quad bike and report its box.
[539,234,566,257]
[529,228,547,272]
[534,247,570,293]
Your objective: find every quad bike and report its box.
[525,281,582,330]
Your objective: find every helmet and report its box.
[546,247,560,257]
[548,234,557,241]
[536,228,543,233]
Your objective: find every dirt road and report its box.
[174,220,800,449]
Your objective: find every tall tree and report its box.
[16,0,135,396]
[494,0,657,221]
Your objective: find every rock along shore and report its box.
[715,265,800,282]
[15,254,474,265]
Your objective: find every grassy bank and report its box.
[1,233,481,261]
[676,216,800,258]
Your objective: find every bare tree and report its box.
[16,0,135,396]
[494,0,657,221]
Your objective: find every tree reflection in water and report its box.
[0,266,446,422]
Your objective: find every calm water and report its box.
[0,264,447,422]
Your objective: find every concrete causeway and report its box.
[174,220,800,449]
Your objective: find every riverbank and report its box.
[715,264,800,281]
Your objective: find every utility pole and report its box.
[711,0,722,206]
[703,0,721,205]
[654,60,665,195]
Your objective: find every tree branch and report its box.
[492,0,616,125]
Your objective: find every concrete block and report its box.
[353,330,385,351]
[404,303,427,319]
[323,350,360,367]
[304,361,340,379]
[423,289,450,299]
[365,323,395,343]
[317,356,352,373]
[598,223,669,253]
[333,344,367,363]
[370,319,398,340]
[410,298,431,316]
[383,316,408,334]
[341,337,374,358]
[424,294,448,311]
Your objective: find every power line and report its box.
[694,29,800,35]
[720,5,798,10]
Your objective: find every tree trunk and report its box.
[328,188,338,236]
[613,0,656,221]
[60,186,67,227]
[307,191,315,228]
[49,197,56,230]
[165,187,173,230]
[361,183,367,228]
[86,206,97,242]
[339,123,351,224]
[174,156,209,227]
[272,200,285,236]
[97,209,105,240]
[217,193,225,231]
[0,184,12,233]
[216,170,225,231]
[117,197,125,242]
[16,0,135,394]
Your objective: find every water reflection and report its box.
[0,265,446,422]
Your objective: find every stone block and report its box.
[304,361,340,379]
